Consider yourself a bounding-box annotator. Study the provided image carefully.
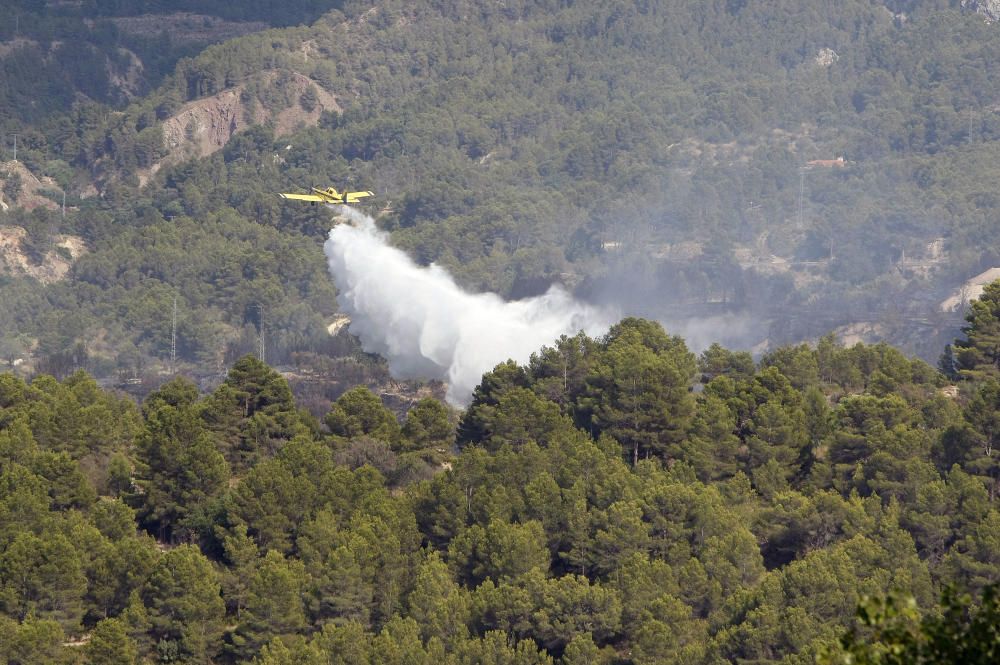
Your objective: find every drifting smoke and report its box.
[324,208,614,405]
[656,312,765,355]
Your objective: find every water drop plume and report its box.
[324,207,613,405]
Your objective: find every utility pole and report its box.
[256,304,265,364]
[61,190,65,218]
[11,133,17,163]
[170,296,177,372]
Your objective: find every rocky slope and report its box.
[962,0,1000,22]
[0,225,87,284]
[140,70,339,185]
[0,161,63,212]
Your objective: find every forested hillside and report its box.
[4,313,1000,663]
[6,1,1000,663]
[0,0,1000,382]
[3,0,1000,382]
[0,0,345,126]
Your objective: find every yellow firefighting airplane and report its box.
[278,186,375,205]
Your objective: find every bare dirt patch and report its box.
[0,160,63,212]
[940,267,1000,312]
[0,226,87,284]
[0,37,38,58]
[141,70,339,185]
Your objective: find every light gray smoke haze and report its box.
[324,208,614,405]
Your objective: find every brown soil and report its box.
[140,70,339,186]
[0,160,63,212]
[0,225,87,284]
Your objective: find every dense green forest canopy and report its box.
[821,584,1000,665]
[5,2,1000,663]
[2,0,1000,382]
[2,317,1000,663]
[6,0,343,22]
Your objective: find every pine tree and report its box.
[955,280,1000,381]
[406,552,470,647]
[202,356,302,470]
[400,397,454,453]
[135,403,228,542]
[231,550,309,660]
[577,320,696,466]
[141,545,225,664]
[85,618,138,665]
[324,386,401,444]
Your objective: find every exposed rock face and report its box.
[0,226,87,284]
[0,159,82,283]
[0,161,62,212]
[962,0,1000,22]
[159,88,253,161]
[940,267,1000,312]
[327,314,352,336]
[141,70,339,185]
[814,48,839,67]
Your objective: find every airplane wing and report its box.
[343,190,375,203]
[279,193,328,202]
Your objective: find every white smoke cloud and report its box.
[324,207,614,405]
[658,312,763,355]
